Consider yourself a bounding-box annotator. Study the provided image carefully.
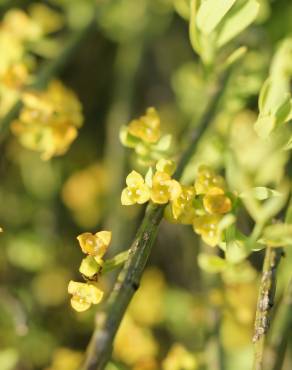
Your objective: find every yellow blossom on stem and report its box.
[203,187,232,214]
[77,231,111,260]
[170,185,196,224]
[68,281,103,312]
[156,158,176,176]
[121,170,150,205]
[11,80,83,160]
[194,165,225,195]
[150,171,181,204]
[79,256,102,280]
[128,107,161,144]
[193,214,222,247]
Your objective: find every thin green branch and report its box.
[80,68,231,370]
[252,247,283,370]
[0,18,95,139]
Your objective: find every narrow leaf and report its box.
[196,0,236,35]
[217,0,259,47]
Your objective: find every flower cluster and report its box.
[122,163,233,247]
[120,107,173,166]
[12,80,83,160]
[121,159,181,206]
[0,5,63,117]
[68,231,111,312]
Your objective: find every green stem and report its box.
[252,247,282,370]
[102,251,130,274]
[0,18,95,139]
[80,66,231,370]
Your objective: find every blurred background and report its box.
[0,0,292,369]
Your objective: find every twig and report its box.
[267,277,292,370]
[80,68,232,370]
[0,17,95,139]
[252,247,283,370]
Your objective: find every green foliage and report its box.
[0,0,292,369]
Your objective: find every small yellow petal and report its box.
[70,296,91,312]
[136,184,151,204]
[126,170,145,187]
[169,180,182,201]
[156,159,176,176]
[96,231,112,247]
[203,189,232,215]
[121,188,135,205]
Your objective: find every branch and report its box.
[0,17,95,139]
[80,68,232,370]
[252,247,283,370]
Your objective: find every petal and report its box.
[136,185,150,204]
[156,159,176,175]
[77,232,97,255]
[70,296,91,312]
[87,285,104,304]
[96,230,112,247]
[151,190,169,204]
[126,171,144,187]
[68,280,83,295]
[121,188,135,205]
[169,180,182,201]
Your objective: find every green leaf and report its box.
[275,95,292,124]
[254,114,276,138]
[145,167,153,187]
[258,78,271,112]
[119,126,140,148]
[239,187,282,201]
[226,239,248,263]
[284,136,292,150]
[196,0,236,35]
[198,253,228,273]
[154,134,172,152]
[259,223,292,247]
[174,0,191,20]
[222,46,247,69]
[217,0,259,47]
[189,0,202,55]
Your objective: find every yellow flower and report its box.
[156,158,176,176]
[162,343,198,370]
[128,107,161,144]
[150,171,181,204]
[1,62,29,89]
[77,231,111,259]
[194,165,225,195]
[68,281,103,312]
[79,256,102,280]
[121,171,150,205]
[170,185,196,224]
[2,9,42,41]
[193,215,222,247]
[203,187,232,215]
[11,80,83,160]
